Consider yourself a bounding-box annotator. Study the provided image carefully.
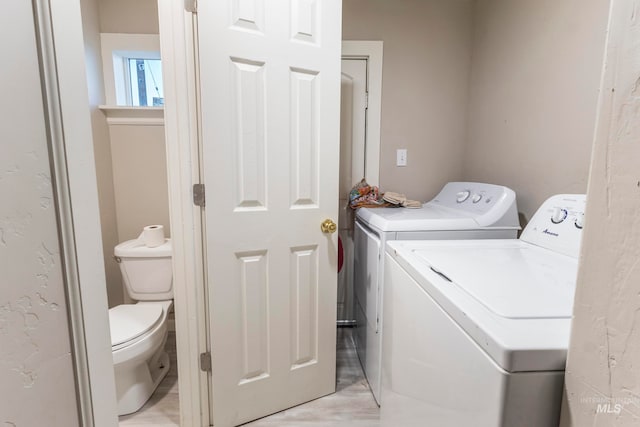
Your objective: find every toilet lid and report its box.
[109,304,163,347]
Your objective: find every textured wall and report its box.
[561,0,640,424]
[342,0,475,202]
[0,1,79,425]
[464,0,610,219]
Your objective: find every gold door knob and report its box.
[321,219,337,234]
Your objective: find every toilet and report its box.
[110,237,173,416]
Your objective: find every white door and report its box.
[196,1,342,425]
[337,58,368,322]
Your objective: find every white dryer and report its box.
[380,194,586,426]
[353,182,520,404]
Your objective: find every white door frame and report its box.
[41,0,119,425]
[342,41,383,187]
[158,1,210,426]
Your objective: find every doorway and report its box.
[338,42,384,325]
[338,57,367,324]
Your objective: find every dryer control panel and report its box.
[520,194,587,258]
[428,182,520,228]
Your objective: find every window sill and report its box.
[99,105,164,126]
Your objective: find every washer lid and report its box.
[356,204,480,232]
[386,240,579,372]
[109,304,163,347]
[412,242,578,319]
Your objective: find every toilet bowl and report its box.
[111,238,173,416]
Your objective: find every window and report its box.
[127,59,164,106]
[101,33,164,107]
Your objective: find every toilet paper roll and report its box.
[140,225,165,248]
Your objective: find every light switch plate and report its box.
[396,149,407,167]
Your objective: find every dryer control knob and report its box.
[472,194,483,203]
[575,212,584,229]
[551,208,568,224]
[456,191,471,203]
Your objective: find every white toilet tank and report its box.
[115,238,173,301]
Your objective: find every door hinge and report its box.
[365,92,369,110]
[184,0,197,13]
[193,183,205,207]
[200,351,212,372]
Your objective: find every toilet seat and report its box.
[110,304,163,351]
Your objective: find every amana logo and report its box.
[542,229,559,237]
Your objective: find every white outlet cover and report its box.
[396,149,407,167]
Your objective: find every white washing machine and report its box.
[380,194,586,426]
[354,182,520,404]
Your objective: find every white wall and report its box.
[464,0,610,219]
[81,0,123,308]
[561,0,640,424]
[0,2,79,425]
[343,0,475,202]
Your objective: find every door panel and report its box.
[197,1,342,425]
[231,59,267,210]
[236,250,269,383]
[290,245,319,368]
[231,0,265,33]
[290,68,320,208]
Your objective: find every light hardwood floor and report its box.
[119,328,380,427]
[243,328,380,427]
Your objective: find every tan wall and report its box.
[98,0,158,34]
[81,0,123,308]
[561,0,640,424]
[109,124,171,243]
[464,0,610,220]
[95,0,162,306]
[343,0,475,202]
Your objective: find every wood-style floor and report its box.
[243,328,380,427]
[119,328,380,427]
